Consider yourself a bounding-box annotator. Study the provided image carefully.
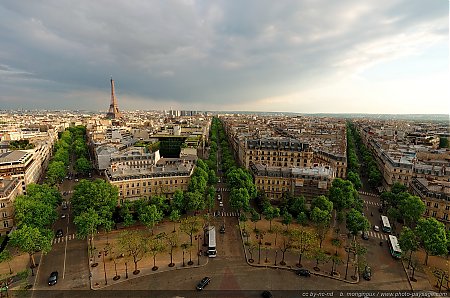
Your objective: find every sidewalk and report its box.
[89,222,209,289]
[239,221,360,284]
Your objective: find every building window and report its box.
[0,203,5,208]
[3,221,8,228]
[434,203,439,208]
[2,212,7,218]
[432,211,437,217]
[426,202,431,207]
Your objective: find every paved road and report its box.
[34,177,90,291]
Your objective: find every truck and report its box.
[207,226,217,258]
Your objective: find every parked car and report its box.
[373,225,380,232]
[61,214,66,219]
[362,231,369,240]
[261,290,273,298]
[48,271,58,286]
[296,268,311,277]
[62,202,68,210]
[196,277,211,290]
[56,229,63,238]
[220,225,225,234]
[363,266,372,280]
[219,202,224,207]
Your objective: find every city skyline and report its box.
[0,1,448,114]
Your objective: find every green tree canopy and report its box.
[9,225,53,267]
[311,195,333,214]
[14,195,57,229]
[346,208,370,236]
[74,156,92,176]
[415,217,447,265]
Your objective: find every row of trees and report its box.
[348,122,382,189]
[346,122,362,190]
[115,216,204,275]
[70,126,92,176]
[380,183,425,228]
[9,184,62,268]
[399,217,448,269]
[46,129,72,185]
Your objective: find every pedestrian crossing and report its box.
[53,234,76,244]
[216,188,229,192]
[359,191,378,197]
[364,200,381,207]
[366,231,388,240]
[214,211,239,217]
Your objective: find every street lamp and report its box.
[99,247,109,285]
[344,244,356,280]
[274,250,278,266]
[195,235,202,265]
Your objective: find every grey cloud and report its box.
[0,0,447,110]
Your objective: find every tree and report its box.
[347,171,362,190]
[14,195,57,229]
[291,227,317,267]
[169,209,181,232]
[399,227,419,268]
[75,156,92,176]
[328,178,358,212]
[312,248,328,271]
[310,207,331,248]
[397,194,426,228]
[311,196,333,214]
[185,191,205,212]
[118,230,148,274]
[47,161,66,185]
[119,201,135,227]
[172,189,186,212]
[281,212,293,231]
[251,209,260,232]
[26,184,62,207]
[279,232,293,265]
[229,188,250,212]
[165,232,179,267]
[288,196,306,218]
[439,137,449,149]
[71,179,118,224]
[0,250,13,274]
[415,218,448,265]
[74,208,101,254]
[264,206,280,231]
[72,179,119,236]
[148,235,165,270]
[296,212,308,226]
[138,204,163,235]
[9,225,53,268]
[346,209,370,236]
[179,216,201,246]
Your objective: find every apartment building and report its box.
[251,163,334,201]
[410,178,450,228]
[0,177,23,235]
[105,155,196,204]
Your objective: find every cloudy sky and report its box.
[0,0,448,114]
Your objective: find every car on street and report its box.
[296,268,311,277]
[61,214,66,219]
[74,178,79,182]
[362,231,369,240]
[48,271,58,286]
[219,202,224,207]
[196,277,211,290]
[261,290,273,298]
[373,225,380,232]
[220,225,225,234]
[363,266,372,280]
[56,229,63,238]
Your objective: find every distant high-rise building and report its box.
[106,78,122,119]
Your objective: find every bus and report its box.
[207,226,217,258]
[381,215,391,233]
[388,235,402,259]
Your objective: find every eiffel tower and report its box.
[106,77,122,119]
